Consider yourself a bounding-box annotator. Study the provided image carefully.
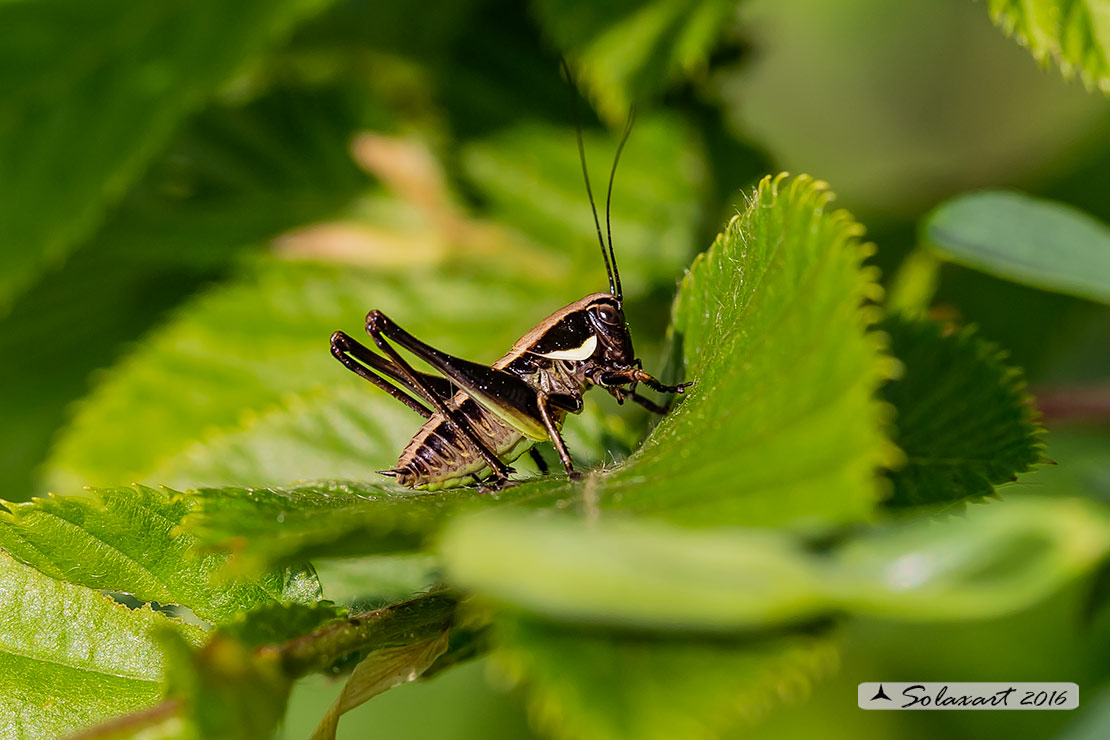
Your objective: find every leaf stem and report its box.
[1033,385,1110,423]
[274,590,458,677]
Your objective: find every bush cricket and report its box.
[331,84,689,491]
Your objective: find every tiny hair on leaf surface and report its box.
[987,0,1110,93]
[0,485,320,625]
[923,189,1110,304]
[183,174,894,569]
[879,315,1045,510]
[0,549,204,739]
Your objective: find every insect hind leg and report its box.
[363,311,515,482]
[331,331,433,418]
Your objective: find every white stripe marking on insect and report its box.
[534,334,597,361]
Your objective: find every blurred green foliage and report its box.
[1,0,1109,739]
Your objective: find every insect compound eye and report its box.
[593,303,622,326]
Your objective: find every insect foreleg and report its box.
[636,373,692,395]
[331,331,434,418]
[597,368,692,396]
[537,392,581,480]
[364,311,516,482]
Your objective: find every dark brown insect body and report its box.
[330,74,688,490]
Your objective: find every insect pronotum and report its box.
[330,64,690,491]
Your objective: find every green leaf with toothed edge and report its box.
[880,315,1045,510]
[0,485,320,625]
[183,174,893,568]
[987,0,1110,94]
[0,548,204,740]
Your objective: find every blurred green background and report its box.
[2,0,1109,737]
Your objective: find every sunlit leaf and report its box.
[0,550,203,739]
[0,486,319,625]
[441,512,827,631]
[833,496,1110,620]
[186,175,892,571]
[923,189,1110,304]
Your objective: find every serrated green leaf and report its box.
[923,189,1110,304]
[0,549,203,740]
[493,616,837,740]
[184,175,893,567]
[987,0,1110,93]
[185,482,483,568]
[533,0,738,121]
[604,174,892,525]
[0,486,319,625]
[0,0,332,311]
[880,316,1044,509]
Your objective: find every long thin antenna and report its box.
[561,57,617,298]
[605,107,635,303]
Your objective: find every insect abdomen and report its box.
[391,395,532,490]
